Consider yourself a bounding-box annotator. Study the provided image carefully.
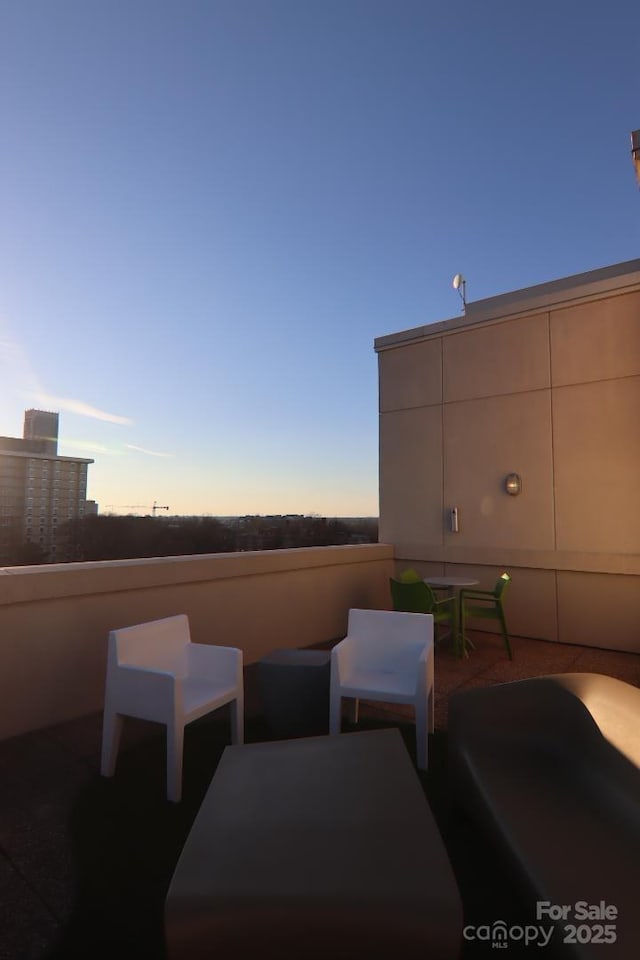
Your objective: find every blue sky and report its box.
[1,0,638,516]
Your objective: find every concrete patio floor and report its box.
[0,631,638,959]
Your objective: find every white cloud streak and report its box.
[63,440,124,455]
[125,443,173,458]
[31,393,132,425]
[0,334,132,426]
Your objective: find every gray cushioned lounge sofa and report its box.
[448,673,640,959]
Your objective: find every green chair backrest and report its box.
[390,578,437,614]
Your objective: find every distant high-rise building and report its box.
[23,409,59,455]
[0,411,94,565]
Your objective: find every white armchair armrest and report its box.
[330,638,351,682]
[186,644,243,685]
[109,664,180,718]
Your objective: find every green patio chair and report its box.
[389,577,458,650]
[397,568,448,593]
[459,572,513,660]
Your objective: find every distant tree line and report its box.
[10,514,378,565]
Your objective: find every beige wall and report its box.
[379,406,443,551]
[378,283,640,653]
[0,544,394,741]
[443,391,555,553]
[553,377,640,555]
[443,312,550,402]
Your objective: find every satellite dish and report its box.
[452,273,467,311]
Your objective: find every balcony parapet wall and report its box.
[0,544,394,741]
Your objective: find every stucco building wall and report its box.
[375,259,640,652]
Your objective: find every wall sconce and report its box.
[450,507,459,532]
[504,473,522,496]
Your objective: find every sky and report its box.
[1,0,639,517]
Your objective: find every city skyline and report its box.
[1,1,639,516]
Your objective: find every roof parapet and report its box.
[374,257,640,351]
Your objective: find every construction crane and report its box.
[105,501,170,517]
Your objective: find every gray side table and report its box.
[257,648,331,737]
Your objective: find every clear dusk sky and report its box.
[1,1,638,517]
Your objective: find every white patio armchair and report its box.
[329,608,434,769]
[100,614,244,802]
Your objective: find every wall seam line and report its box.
[548,310,561,642]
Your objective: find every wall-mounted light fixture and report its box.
[450,506,459,532]
[504,473,522,496]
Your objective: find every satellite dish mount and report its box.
[452,273,467,312]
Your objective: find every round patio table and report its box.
[424,577,479,657]
[425,576,479,589]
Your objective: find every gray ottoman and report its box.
[258,648,331,737]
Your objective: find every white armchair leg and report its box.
[351,697,360,724]
[166,721,185,803]
[329,692,342,735]
[415,699,429,771]
[100,711,124,778]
